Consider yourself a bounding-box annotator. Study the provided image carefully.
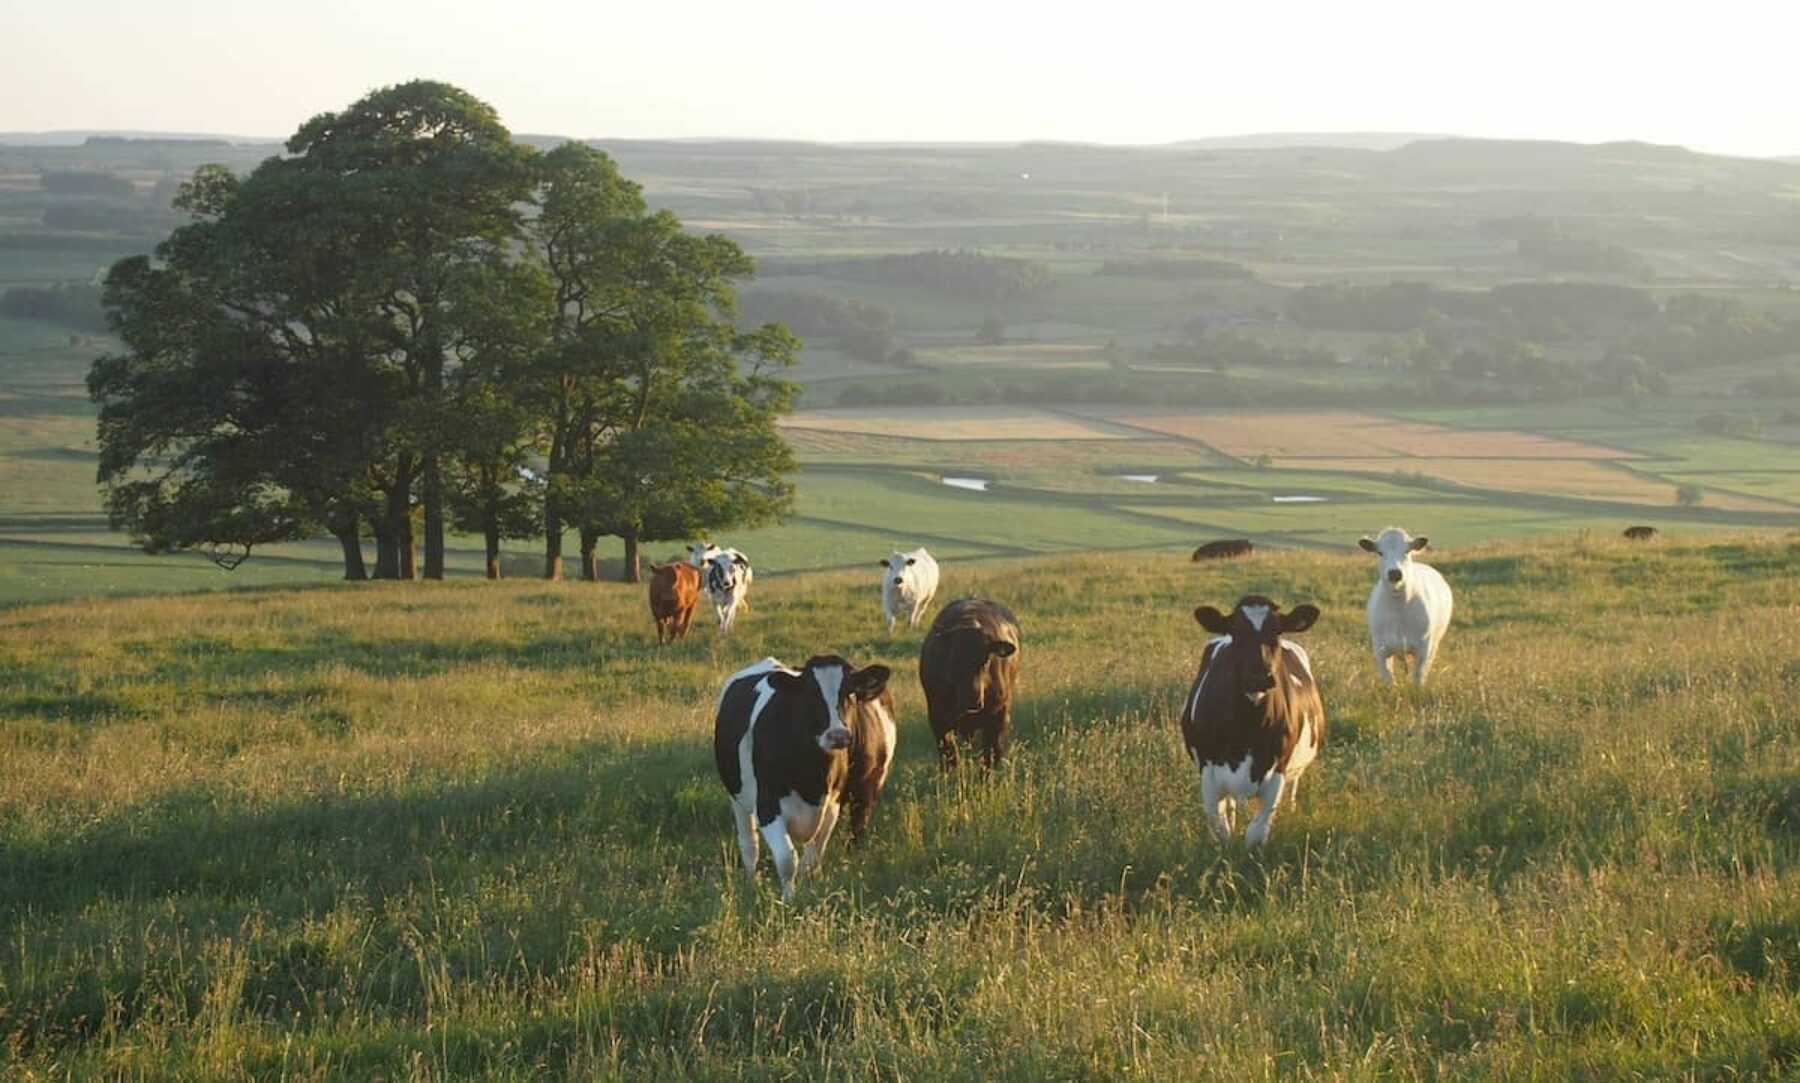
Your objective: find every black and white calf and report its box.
[1179,595,1325,848]
[701,548,754,634]
[712,655,896,899]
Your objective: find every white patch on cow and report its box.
[1185,635,1232,722]
[779,792,826,844]
[1285,714,1319,782]
[1241,604,1271,631]
[1199,753,1257,842]
[868,698,898,789]
[1245,770,1287,849]
[812,664,848,750]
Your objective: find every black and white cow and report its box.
[699,548,754,634]
[712,655,896,899]
[1179,595,1325,848]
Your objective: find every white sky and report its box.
[6,0,1797,156]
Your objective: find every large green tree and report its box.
[281,81,537,579]
[527,143,797,583]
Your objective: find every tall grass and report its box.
[1,533,1797,1079]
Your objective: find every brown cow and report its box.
[1192,538,1255,561]
[1180,594,1324,848]
[647,561,701,643]
[919,598,1021,770]
[1623,525,1659,541]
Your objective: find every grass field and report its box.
[1,536,1797,1078]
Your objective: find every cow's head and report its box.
[706,551,746,594]
[879,552,917,587]
[939,628,1018,715]
[688,541,721,568]
[771,655,893,752]
[1194,595,1320,706]
[1358,526,1428,591]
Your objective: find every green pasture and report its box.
[1,538,1797,1078]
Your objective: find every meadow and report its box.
[1,535,1797,1079]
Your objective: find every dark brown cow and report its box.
[919,598,1021,770]
[647,561,701,643]
[1179,595,1324,848]
[1192,538,1255,561]
[1623,525,1659,541]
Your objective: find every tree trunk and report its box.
[423,452,444,580]
[372,516,397,579]
[333,521,368,581]
[374,453,415,579]
[485,514,502,580]
[542,433,564,580]
[579,527,600,582]
[619,529,641,583]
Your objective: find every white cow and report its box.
[878,547,940,632]
[1359,526,1454,686]
[702,548,754,634]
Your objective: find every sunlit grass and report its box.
[0,534,1796,1078]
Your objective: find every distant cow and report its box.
[879,547,940,632]
[702,549,754,634]
[1192,538,1255,561]
[1359,526,1454,686]
[1180,595,1324,848]
[647,561,701,643]
[919,598,1021,770]
[1623,525,1659,541]
[713,655,896,899]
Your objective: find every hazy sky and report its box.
[7,0,1797,156]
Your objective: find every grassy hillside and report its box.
[2,535,1796,1078]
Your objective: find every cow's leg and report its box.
[886,610,898,634]
[799,798,842,879]
[1199,768,1233,843]
[845,783,874,844]
[734,808,760,878]
[759,818,799,900]
[977,718,1005,770]
[1372,645,1395,685]
[934,723,960,771]
[1245,771,1287,849]
[1413,639,1437,685]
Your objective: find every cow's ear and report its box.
[1409,536,1429,552]
[850,664,891,699]
[769,670,805,693]
[1357,537,1377,553]
[987,639,1017,658]
[1194,606,1229,634]
[734,554,750,567]
[877,559,891,567]
[1280,604,1320,634]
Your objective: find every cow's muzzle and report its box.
[1386,568,1404,585]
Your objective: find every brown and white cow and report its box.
[713,655,896,899]
[1192,538,1255,561]
[1179,594,1324,848]
[647,561,701,643]
[919,598,1020,770]
[1623,525,1659,541]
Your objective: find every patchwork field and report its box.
[1092,408,1646,461]
[780,405,1137,441]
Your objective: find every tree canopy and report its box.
[90,81,798,582]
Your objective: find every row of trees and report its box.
[89,81,799,583]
